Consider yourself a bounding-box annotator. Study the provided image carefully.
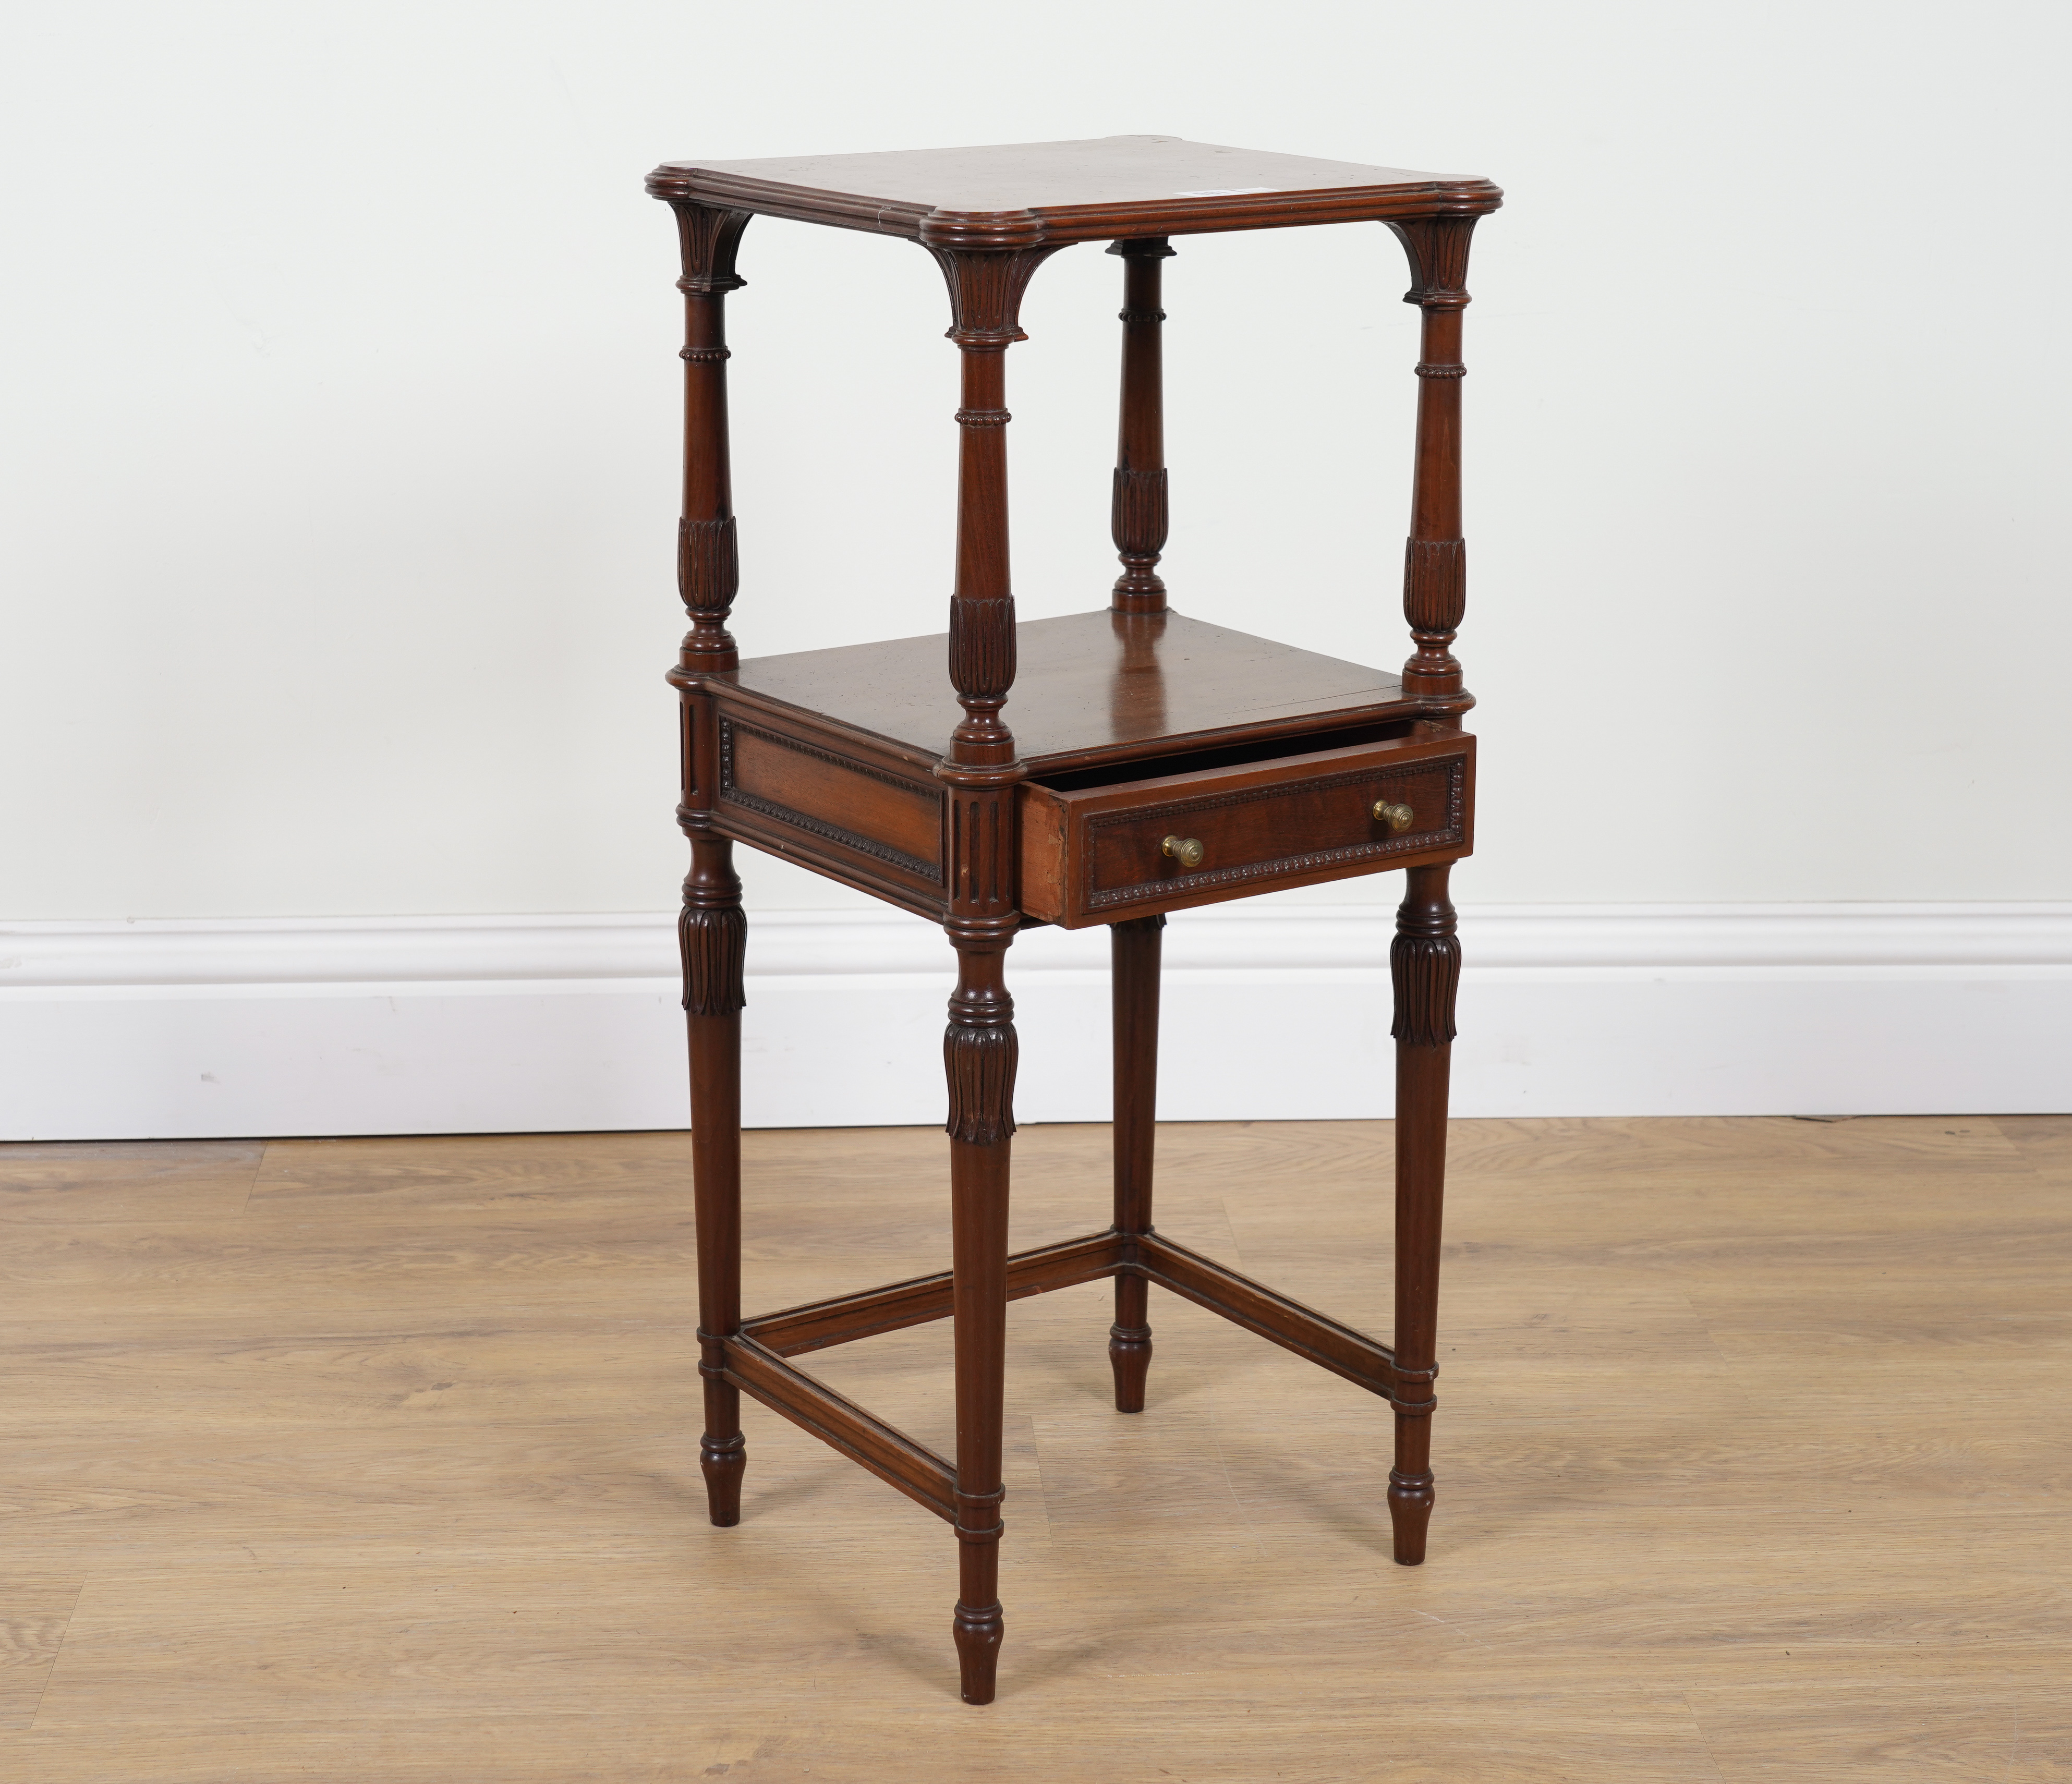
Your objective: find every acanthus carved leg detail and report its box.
[1388,861,1458,1564]
[684,834,748,1527]
[944,934,1016,1702]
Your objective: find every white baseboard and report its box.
[3,905,2067,1139]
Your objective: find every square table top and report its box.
[647,135,1500,249]
[729,609,1420,775]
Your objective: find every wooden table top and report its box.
[647,135,1501,248]
[731,609,1420,773]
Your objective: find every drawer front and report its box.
[1089,753,1465,908]
[1020,732,1471,927]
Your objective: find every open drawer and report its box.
[1018,727,1473,928]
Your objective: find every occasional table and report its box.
[645,135,1501,1704]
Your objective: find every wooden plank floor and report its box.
[2,1115,2068,1782]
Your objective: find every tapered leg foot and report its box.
[952,1598,1005,1704]
[1387,1464,1435,1564]
[1108,1320,1153,1413]
[696,1365,745,1527]
[1109,1270,1153,1413]
[699,1431,745,1527]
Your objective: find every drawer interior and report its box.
[1027,719,1419,794]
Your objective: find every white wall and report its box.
[5,907,2067,1140]
[3,3,2067,1133]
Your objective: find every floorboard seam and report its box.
[239,1140,270,1216]
[1678,1687,1734,1784]
[26,1578,87,1733]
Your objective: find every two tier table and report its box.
[645,135,1502,1705]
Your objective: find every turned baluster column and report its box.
[1106,237,1172,743]
[1108,237,1173,614]
[673,203,750,674]
[666,201,752,1527]
[926,241,1062,1706]
[1386,215,1480,727]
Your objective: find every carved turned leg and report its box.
[684,835,748,1526]
[1380,217,1474,1563]
[1109,914,1164,1411]
[923,241,1057,1704]
[1388,862,1459,1563]
[944,936,1017,1703]
[663,199,754,1531]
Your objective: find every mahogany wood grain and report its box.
[1388,215,1479,723]
[683,836,747,1528]
[1104,610,1169,749]
[743,1230,1122,1357]
[917,233,1057,1702]
[737,1219,1407,1401]
[1109,238,1172,615]
[942,936,1015,1703]
[1387,861,1459,1564]
[1108,915,1163,1411]
[723,1335,956,1523]
[648,135,1500,250]
[729,609,1417,774]
[667,198,755,1531]
[931,247,1052,769]
[1020,730,1472,928]
[1132,1233,1402,1398]
[707,702,949,923]
[707,681,1464,931]
[646,134,1498,1705]
[665,202,750,678]
[722,715,945,881]
[926,236,1040,1703]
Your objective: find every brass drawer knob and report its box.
[1161,834,1205,870]
[1373,800,1415,832]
